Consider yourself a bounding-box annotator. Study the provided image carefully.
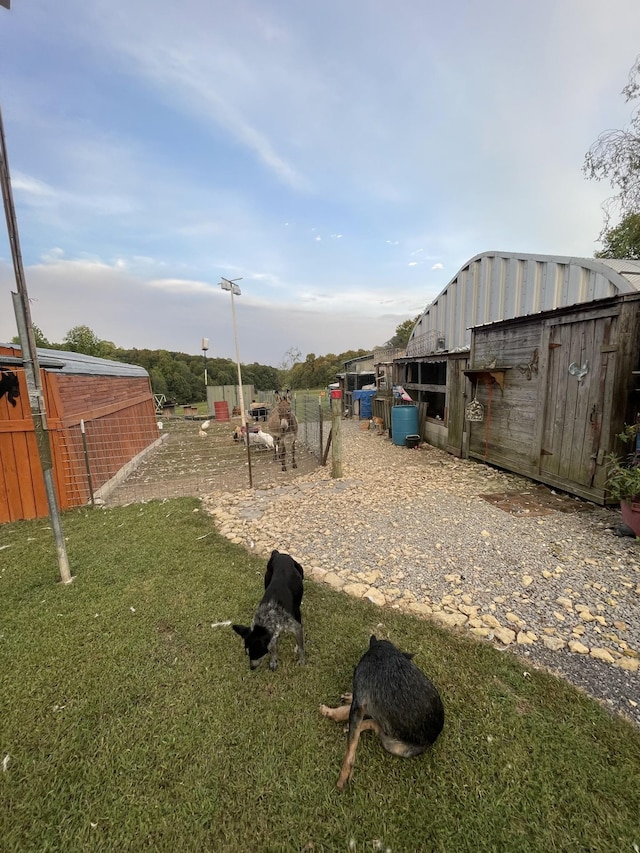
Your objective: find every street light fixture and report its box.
[219,276,253,487]
[201,337,209,391]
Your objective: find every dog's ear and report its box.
[402,652,416,660]
[232,624,250,639]
[293,558,304,579]
[369,635,378,648]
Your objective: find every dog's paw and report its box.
[269,659,278,671]
[336,772,351,791]
[340,693,353,705]
[319,704,333,718]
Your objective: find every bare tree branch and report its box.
[584,54,640,236]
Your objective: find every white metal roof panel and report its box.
[0,344,149,377]
[406,251,640,357]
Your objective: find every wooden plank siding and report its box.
[0,369,43,521]
[0,368,159,523]
[468,323,542,473]
[464,296,640,504]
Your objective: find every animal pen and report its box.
[99,393,331,506]
[0,345,160,523]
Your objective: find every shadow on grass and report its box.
[1,498,639,852]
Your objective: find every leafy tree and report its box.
[98,339,117,359]
[385,316,420,348]
[242,362,280,391]
[63,325,104,356]
[149,368,168,397]
[595,212,640,259]
[584,54,640,232]
[11,324,51,348]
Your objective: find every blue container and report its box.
[391,404,419,446]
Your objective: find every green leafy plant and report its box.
[605,422,640,501]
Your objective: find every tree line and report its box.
[12,324,373,404]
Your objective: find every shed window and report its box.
[403,359,447,421]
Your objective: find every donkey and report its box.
[267,391,298,472]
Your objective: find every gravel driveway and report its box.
[203,420,640,727]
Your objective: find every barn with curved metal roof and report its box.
[396,251,640,504]
[406,251,640,358]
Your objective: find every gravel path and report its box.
[202,421,640,727]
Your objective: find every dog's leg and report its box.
[336,701,367,790]
[320,702,351,722]
[268,632,280,671]
[293,623,305,664]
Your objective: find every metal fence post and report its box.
[330,392,342,478]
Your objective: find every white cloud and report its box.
[0,256,414,362]
[11,171,56,199]
[2,0,640,367]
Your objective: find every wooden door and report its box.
[446,357,468,457]
[539,313,616,487]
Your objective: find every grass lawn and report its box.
[1,499,639,852]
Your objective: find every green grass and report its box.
[1,500,639,852]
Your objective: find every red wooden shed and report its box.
[0,344,160,523]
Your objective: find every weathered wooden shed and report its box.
[0,344,160,523]
[398,251,640,504]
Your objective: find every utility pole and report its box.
[0,103,73,583]
[202,336,209,390]
[219,277,252,487]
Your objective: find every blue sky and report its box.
[1,0,639,366]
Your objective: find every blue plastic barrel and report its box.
[391,404,419,446]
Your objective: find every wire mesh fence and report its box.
[56,394,333,508]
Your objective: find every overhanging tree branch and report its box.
[584,54,640,235]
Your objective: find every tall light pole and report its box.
[201,336,209,389]
[219,276,253,487]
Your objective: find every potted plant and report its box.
[605,423,640,536]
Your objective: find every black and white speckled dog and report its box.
[232,549,305,670]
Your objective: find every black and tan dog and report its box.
[321,635,444,789]
[0,368,19,408]
[232,549,305,671]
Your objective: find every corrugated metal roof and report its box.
[406,251,640,358]
[594,257,640,290]
[0,344,149,377]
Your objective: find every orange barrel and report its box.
[214,400,230,421]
